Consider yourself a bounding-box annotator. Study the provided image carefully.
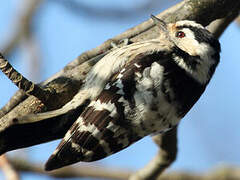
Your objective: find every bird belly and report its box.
[122,62,180,137]
[127,90,180,137]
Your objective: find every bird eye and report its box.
[176,31,185,38]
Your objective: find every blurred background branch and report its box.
[0,155,19,180]
[51,0,175,20]
[7,157,240,180]
[0,0,240,179]
[0,0,43,119]
[1,0,42,55]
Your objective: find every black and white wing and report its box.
[44,51,172,171]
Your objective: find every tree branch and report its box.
[8,157,240,180]
[52,0,168,20]
[0,53,53,104]
[0,0,44,119]
[1,0,43,56]
[0,1,240,179]
[9,158,131,180]
[0,155,19,180]
[130,128,177,180]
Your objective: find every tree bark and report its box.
[0,1,240,179]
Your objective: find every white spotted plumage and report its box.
[23,16,220,171]
[88,100,117,117]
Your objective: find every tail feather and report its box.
[45,116,132,171]
[45,87,139,171]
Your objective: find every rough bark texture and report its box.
[0,0,240,179]
[1,0,239,155]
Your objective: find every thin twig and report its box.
[0,53,53,104]
[0,0,44,118]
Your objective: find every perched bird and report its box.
[30,15,221,170]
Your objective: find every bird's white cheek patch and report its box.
[176,28,199,56]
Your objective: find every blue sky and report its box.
[0,1,240,179]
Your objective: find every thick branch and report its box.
[0,90,27,119]
[0,0,240,161]
[0,1,239,180]
[207,12,240,39]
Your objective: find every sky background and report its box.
[0,0,240,179]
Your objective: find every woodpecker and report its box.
[32,15,221,170]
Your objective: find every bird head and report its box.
[151,15,221,84]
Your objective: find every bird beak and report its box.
[151,15,168,33]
